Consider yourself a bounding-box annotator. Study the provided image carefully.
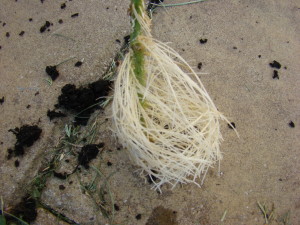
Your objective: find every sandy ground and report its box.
[0,0,299,225]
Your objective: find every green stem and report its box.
[130,0,146,86]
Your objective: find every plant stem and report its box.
[130,0,146,86]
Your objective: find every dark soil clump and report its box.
[45,65,59,81]
[269,60,281,69]
[5,195,37,224]
[61,3,66,9]
[14,159,20,167]
[200,38,208,44]
[53,171,68,180]
[8,125,42,157]
[0,96,4,105]
[273,70,279,79]
[78,144,103,168]
[71,13,79,18]
[197,62,202,70]
[74,61,83,67]
[289,121,295,128]
[114,204,120,211]
[146,206,178,225]
[47,109,66,121]
[228,122,236,129]
[40,21,51,33]
[124,35,130,44]
[136,214,142,220]
[57,80,111,125]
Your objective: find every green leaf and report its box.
[0,214,6,225]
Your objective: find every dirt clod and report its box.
[45,65,59,81]
[71,13,79,18]
[40,21,51,33]
[136,214,142,220]
[14,159,20,167]
[5,195,37,224]
[74,61,83,67]
[8,125,42,157]
[0,96,4,105]
[124,35,130,44]
[53,171,68,180]
[273,70,279,79]
[197,62,202,70]
[288,121,295,128]
[269,60,281,69]
[78,144,103,169]
[146,206,178,225]
[200,38,208,44]
[114,204,120,211]
[57,80,111,125]
[47,109,66,121]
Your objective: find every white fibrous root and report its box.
[112,4,230,191]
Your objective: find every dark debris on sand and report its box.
[7,125,42,158]
[5,195,37,224]
[146,206,178,225]
[0,96,4,105]
[40,21,51,33]
[47,109,66,121]
[269,60,281,69]
[56,79,111,125]
[45,65,59,81]
[78,143,104,169]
